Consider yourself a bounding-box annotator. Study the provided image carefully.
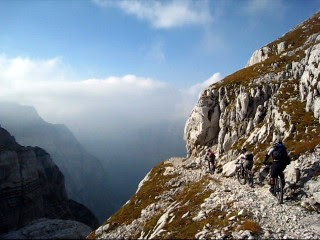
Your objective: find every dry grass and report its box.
[277,79,320,158]
[155,177,214,238]
[86,231,95,239]
[239,220,262,235]
[211,12,320,93]
[103,161,178,228]
[139,211,164,239]
[268,12,320,54]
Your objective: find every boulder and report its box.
[246,46,271,67]
[222,160,238,177]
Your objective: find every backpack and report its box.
[272,143,290,165]
[245,152,253,161]
[208,152,215,162]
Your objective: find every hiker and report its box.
[205,149,216,174]
[236,147,254,172]
[264,138,290,193]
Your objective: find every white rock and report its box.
[163,166,175,176]
[182,212,189,219]
[136,170,151,193]
[246,46,271,67]
[238,209,245,216]
[222,160,238,177]
[192,211,206,222]
[96,226,103,236]
[277,42,286,54]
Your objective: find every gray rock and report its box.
[0,218,91,240]
[0,127,98,234]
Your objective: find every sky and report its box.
[0,0,319,133]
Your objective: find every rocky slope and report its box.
[88,12,320,239]
[184,12,320,164]
[0,102,114,221]
[0,126,98,235]
[1,218,91,239]
[91,150,320,239]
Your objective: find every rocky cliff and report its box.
[0,102,114,221]
[184,12,320,164]
[88,12,320,239]
[0,126,98,235]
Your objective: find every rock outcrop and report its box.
[0,126,98,234]
[89,12,320,240]
[0,102,114,221]
[184,12,320,162]
[1,218,91,239]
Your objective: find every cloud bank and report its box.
[0,55,221,135]
[93,0,213,29]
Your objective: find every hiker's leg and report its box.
[279,170,285,187]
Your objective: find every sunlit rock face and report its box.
[184,12,320,159]
[0,126,98,235]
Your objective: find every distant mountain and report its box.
[0,126,97,235]
[91,12,320,239]
[0,102,115,221]
[81,119,187,207]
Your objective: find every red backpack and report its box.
[209,152,215,160]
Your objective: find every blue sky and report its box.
[0,0,319,130]
[0,0,318,85]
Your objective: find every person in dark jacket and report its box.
[264,139,289,193]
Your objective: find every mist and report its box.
[0,54,222,207]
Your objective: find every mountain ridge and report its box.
[0,102,115,221]
[0,126,98,235]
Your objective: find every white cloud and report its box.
[0,55,170,123]
[183,72,222,96]
[94,0,213,29]
[0,55,222,136]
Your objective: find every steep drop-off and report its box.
[0,126,98,235]
[0,102,115,221]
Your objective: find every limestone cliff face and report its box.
[184,12,320,163]
[89,12,320,240]
[0,126,98,234]
[0,102,114,221]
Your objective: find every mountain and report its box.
[0,126,98,236]
[0,102,115,221]
[89,12,320,239]
[86,120,186,207]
